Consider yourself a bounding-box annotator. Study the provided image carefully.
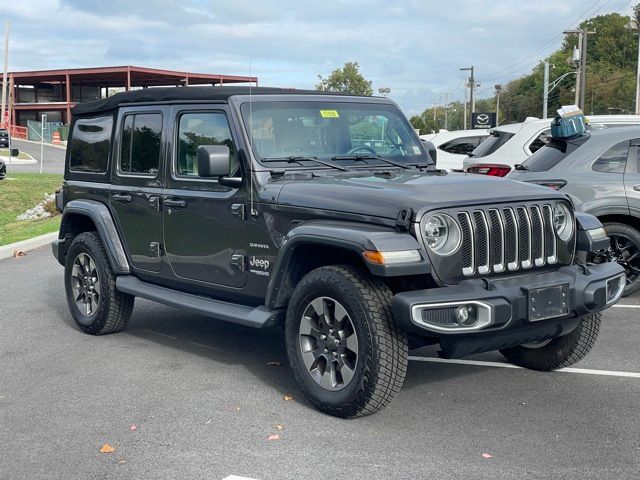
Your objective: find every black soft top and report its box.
[72,86,342,115]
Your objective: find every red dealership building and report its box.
[2,65,257,128]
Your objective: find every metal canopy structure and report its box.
[7,65,258,126]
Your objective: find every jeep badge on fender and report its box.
[52,86,625,418]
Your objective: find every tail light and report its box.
[466,163,511,177]
[527,180,567,191]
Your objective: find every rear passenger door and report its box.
[110,107,166,273]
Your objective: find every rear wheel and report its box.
[64,232,134,335]
[500,313,600,371]
[285,265,408,418]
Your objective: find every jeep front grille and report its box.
[457,204,558,276]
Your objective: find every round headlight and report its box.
[553,203,574,241]
[423,214,461,256]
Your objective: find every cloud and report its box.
[0,0,634,114]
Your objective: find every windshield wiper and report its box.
[330,154,411,170]
[261,156,349,172]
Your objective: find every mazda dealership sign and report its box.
[472,112,497,129]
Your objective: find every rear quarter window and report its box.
[523,136,588,172]
[69,116,113,173]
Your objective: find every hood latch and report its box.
[395,208,413,232]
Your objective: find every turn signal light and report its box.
[363,250,421,265]
[527,179,567,190]
[466,163,511,177]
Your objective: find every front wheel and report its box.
[64,232,134,335]
[285,265,408,418]
[602,222,640,297]
[500,312,601,371]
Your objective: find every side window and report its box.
[119,113,162,176]
[69,116,113,173]
[529,129,551,154]
[592,140,629,174]
[176,112,236,177]
[439,136,484,155]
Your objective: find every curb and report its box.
[0,232,58,261]
[11,138,67,150]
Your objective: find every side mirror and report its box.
[422,140,437,166]
[10,148,19,157]
[197,145,232,177]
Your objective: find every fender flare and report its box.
[265,220,429,309]
[58,199,130,274]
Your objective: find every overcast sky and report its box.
[0,0,635,115]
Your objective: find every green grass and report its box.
[0,148,33,160]
[0,173,63,246]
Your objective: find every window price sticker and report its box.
[320,110,340,118]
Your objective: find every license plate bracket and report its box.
[528,284,570,322]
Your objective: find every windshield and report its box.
[470,130,515,158]
[522,135,589,172]
[240,101,428,167]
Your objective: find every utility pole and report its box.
[564,28,594,110]
[543,61,550,118]
[460,66,478,115]
[1,22,9,128]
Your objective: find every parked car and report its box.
[52,86,623,418]
[0,128,9,148]
[463,115,640,176]
[508,126,640,296]
[420,129,489,170]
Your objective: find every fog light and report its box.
[455,304,477,326]
[606,274,625,305]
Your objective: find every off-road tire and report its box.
[64,232,134,335]
[500,312,601,371]
[285,265,408,418]
[603,222,640,297]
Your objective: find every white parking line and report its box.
[612,304,640,309]
[222,476,262,480]
[408,356,640,378]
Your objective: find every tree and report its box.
[316,61,373,96]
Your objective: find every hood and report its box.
[274,170,564,220]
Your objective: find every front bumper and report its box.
[392,262,625,358]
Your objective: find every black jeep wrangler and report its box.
[52,87,624,418]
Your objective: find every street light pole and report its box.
[495,84,502,124]
[40,114,46,174]
[543,61,550,118]
[626,20,640,114]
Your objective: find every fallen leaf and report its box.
[275,425,284,431]
[129,424,137,432]
[481,453,493,459]
[268,434,280,441]
[99,444,115,454]
[283,395,293,401]
[13,250,25,258]
[117,459,126,465]
[266,361,282,367]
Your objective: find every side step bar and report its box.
[116,276,284,328]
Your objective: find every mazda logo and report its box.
[476,114,490,125]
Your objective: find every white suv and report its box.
[463,115,640,176]
[420,129,489,171]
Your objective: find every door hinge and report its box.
[230,254,246,271]
[231,203,246,220]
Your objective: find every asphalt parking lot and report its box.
[1,247,639,480]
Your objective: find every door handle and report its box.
[163,198,187,208]
[633,185,640,191]
[112,193,132,203]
